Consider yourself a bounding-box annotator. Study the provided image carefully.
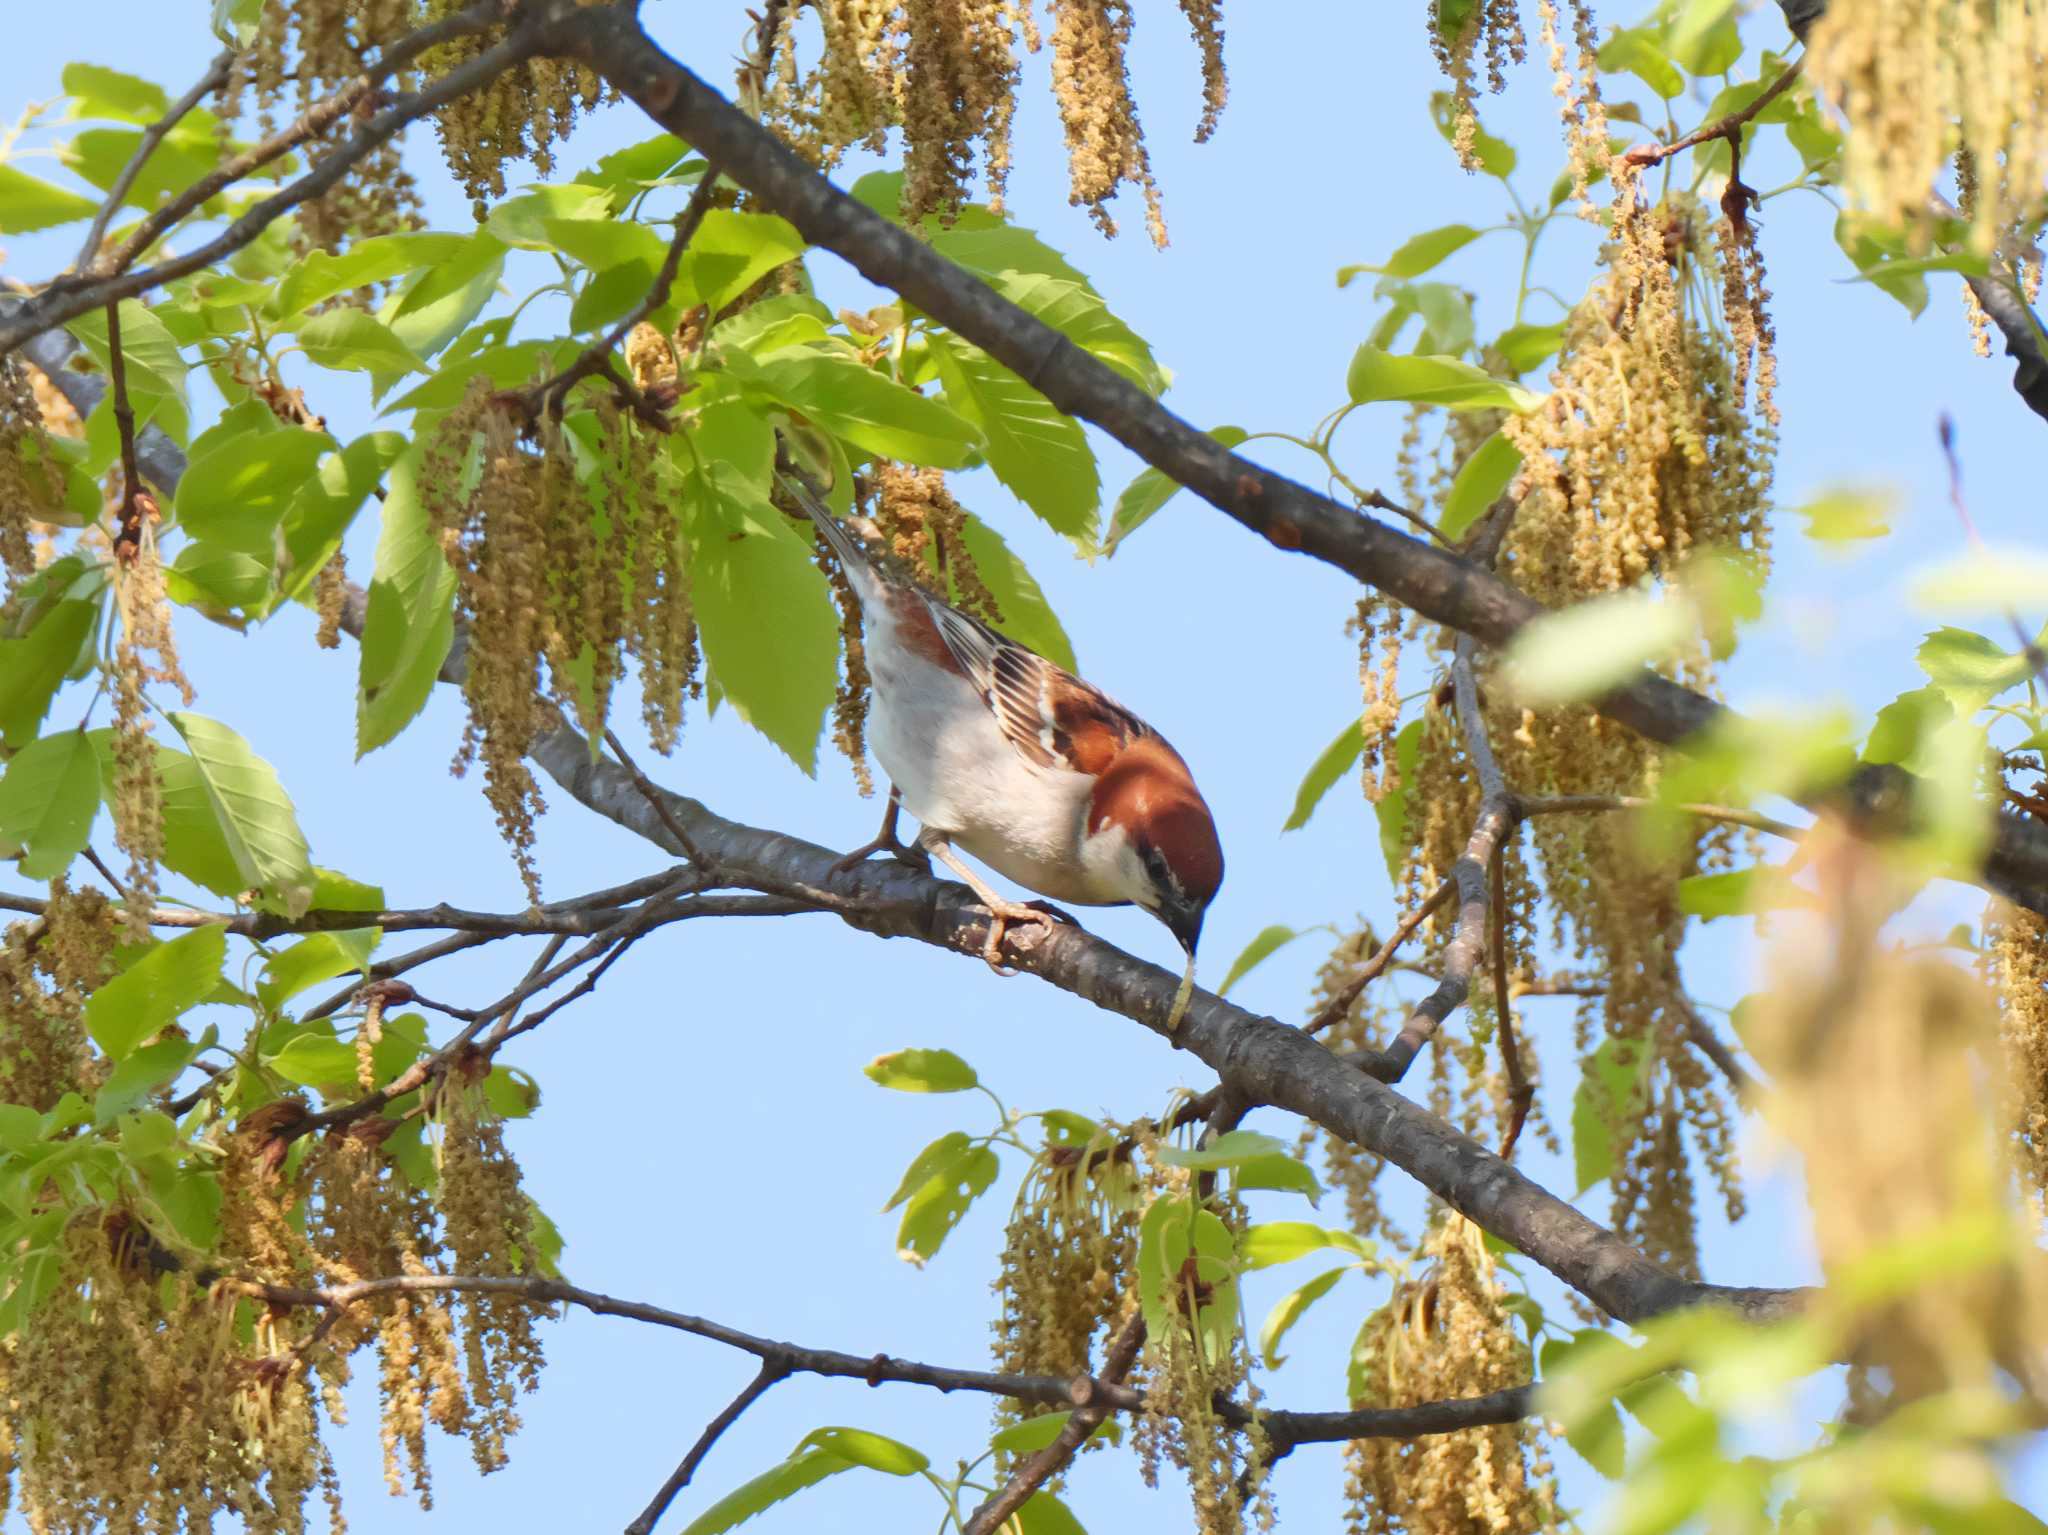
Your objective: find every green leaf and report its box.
[63,127,230,222]
[175,420,338,554]
[1339,224,1485,284]
[1157,1129,1290,1170]
[1835,214,1928,318]
[357,445,456,753]
[0,731,100,878]
[1916,626,2037,716]
[793,1427,927,1475]
[62,62,171,123]
[258,929,379,1011]
[379,237,507,366]
[1102,425,1247,555]
[1849,249,1991,285]
[484,182,610,249]
[1598,28,1684,98]
[1218,925,1307,997]
[1259,1265,1347,1368]
[749,354,981,468]
[1796,485,1896,543]
[1375,719,1424,881]
[1571,1035,1650,1193]
[268,1030,360,1089]
[863,1048,978,1093]
[1440,431,1521,538]
[0,164,99,234]
[0,601,98,748]
[294,310,422,375]
[675,1447,856,1535]
[991,1412,1074,1454]
[1240,1221,1374,1269]
[882,1131,975,1213]
[85,926,227,1062]
[678,210,807,314]
[67,301,188,439]
[1565,1397,1627,1479]
[1677,867,1772,920]
[1503,589,1692,706]
[1865,685,1954,767]
[272,232,470,319]
[576,132,694,195]
[1284,717,1366,833]
[1236,1153,1323,1200]
[167,542,271,623]
[1013,1491,1090,1535]
[484,1065,541,1118]
[934,264,1165,397]
[896,1143,998,1266]
[275,430,408,609]
[95,1034,203,1125]
[689,523,838,771]
[1493,321,1567,374]
[953,515,1076,672]
[930,335,1098,543]
[167,712,316,918]
[1346,347,1540,412]
[1668,0,1743,74]
[146,1162,222,1250]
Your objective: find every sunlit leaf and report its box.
[85,926,226,1062]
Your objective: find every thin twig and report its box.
[626,1360,791,1535]
[1670,993,1756,1096]
[104,299,149,562]
[519,163,724,429]
[1304,878,1454,1037]
[1938,413,2046,678]
[74,48,237,274]
[604,729,712,871]
[1517,793,1802,841]
[1620,56,1806,169]
[1490,849,1532,1158]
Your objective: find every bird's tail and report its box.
[777,469,876,586]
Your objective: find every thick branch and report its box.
[546,10,2048,917]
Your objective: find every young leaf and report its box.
[1493,320,1566,374]
[294,310,422,375]
[1439,431,1521,539]
[167,712,317,918]
[930,335,1098,544]
[1571,1036,1650,1194]
[272,232,469,320]
[1156,1129,1290,1170]
[896,1143,999,1266]
[676,1447,856,1535]
[690,526,838,772]
[677,210,807,314]
[1103,425,1248,555]
[943,268,1165,396]
[1284,717,1366,833]
[1338,223,1484,284]
[61,62,171,122]
[1345,347,1540,412]
[1913,550,2048,613]
[1795,485,1895,544]
[882,1131,975,1213]
[793,1427,928,1475]
[1375,719,1424,881]
[1240,1221,1374,1269]
[357,445,456,754]
[1236,1153,1323,1200]
[1259,1265,1347,1368]
[1916,626,2036,716]
[749,354,981,468]
[85,926,227,1062]
[1218,925,1307,997]
[175,421,338,554]
[1502,589,1692,706]
[257,929,379,1011]
[864,1048,978,1093]
[1013,1491,1089,1535]
[990,1412,1074,1454]
[953,514,1077,672]
[0,730,100,878]
[267,1031,361,1089]
[0,165,99,234]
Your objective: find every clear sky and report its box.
[5,3,2045,1530]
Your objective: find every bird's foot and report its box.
[974,897,1062,976]
[829,830,932,878]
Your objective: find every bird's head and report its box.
[1086,741,1224,957]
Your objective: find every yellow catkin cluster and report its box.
[1428,0,1527,170]
[760,0,1213,242]
[1807,0,2048,256]
[314,549,349,650]
[0,358,65,579]
[1745,839,2048,1405]
[991,1127,1140,1428]
[424,382,700,899]
[1987,902,2048,1223]
[110,528,194,937]
[1344,1215,1556,1535]
[1352,594,1406,802]
[1714,208,1780,427]
[873,461,999,619]
[1533,0,1607,212]
[0,885,116,1114]
[424,2,613,221]
[226,0,422,252]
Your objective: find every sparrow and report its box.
[786,473,1224,987]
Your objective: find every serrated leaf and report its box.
[0,164,99,234]
[1916,626,2037,716]
[953,514,1076,672]
[1259,1265,1347,1368]
[882,1131,975,1213]
[689,525,837,771]
[677,210,807,314]
[1440,431,1521,539]
[357,445,455,753]
[175,420,338,554]
[272,232,469,319]
[258,929,379,1011]
[275,430,408,610]
[1102,425,1247,555]
[62,61,171,122]
[95,1035,202,1125]
[931,335,1098,543]
[1218,925,1307,997]
[85,926,226,1062]
[675,1446,855,1535]
[794,1427,927,1475]
[1284,716,1366,833]
[864,1048,978,1093]
[167,712,316,918]
[944,268,1165,396]
[0,730,100,877]
[896,1143,998,1266]
[1346,347,1540,412]
[1865,685,1954,767]
[294,309,422,375]
[749,354,981,468]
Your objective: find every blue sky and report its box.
[5,2,2046,1530]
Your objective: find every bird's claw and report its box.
[829,834,931,879]
[975,899,1061,976]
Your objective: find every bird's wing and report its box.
[922,598,1154,774]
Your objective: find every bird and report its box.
[785,471,1224,996]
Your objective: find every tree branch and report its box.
[1304,878,1454,1039]
[1618,57,1805,170]
[543,8,2048,918]
[625,1360,790,1535]
[73,47,236,274]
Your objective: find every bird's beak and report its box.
[1164,902,1205,957]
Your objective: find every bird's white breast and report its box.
[864,602,1128,907]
